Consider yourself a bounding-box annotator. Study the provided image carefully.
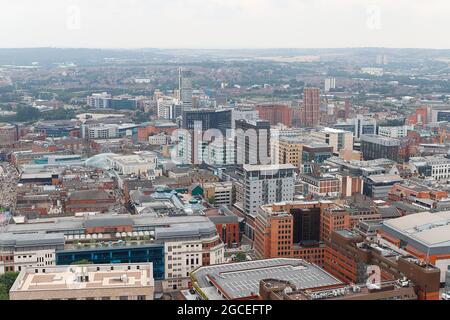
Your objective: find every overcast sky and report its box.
[1,0,450,49]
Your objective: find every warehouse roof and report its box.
[191,258,342,300]
[382,211,450,254]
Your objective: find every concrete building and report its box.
[360,134,401,162]
[85,124,119,140]
[363,174,403,199]
[157,96,182,120]
[203,182,233,207]
[155,221,225,291]
[324,78,336,92]
[0,233,64,274]
[300,173,340,198]
[275,136,309,169]
[243,164,295,218]
[10,263,154,300]
[410,156,450,180]
[311,127,353,153]
[86,92,112,109]
[231,106,259,128]
[0,123,17,146]
[106,152,158,176]
[333,116,377,139]
[378,125,412,138]
[148,134,171,145]
[431,109,450,123]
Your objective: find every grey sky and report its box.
[0,0,449,49]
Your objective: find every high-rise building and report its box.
[231,106,259,128]
[182,108,231,135]
[157,96,182,120]
[180,108,232,164]
[243,164,295,218]
[302,88,320,127]
[235,119,271,166]
[324,78,336,92]
[179,68,193,109]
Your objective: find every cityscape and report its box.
[1,0,450,313]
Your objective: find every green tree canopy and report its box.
[0,272,19,300]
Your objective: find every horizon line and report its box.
[1,46,450,51]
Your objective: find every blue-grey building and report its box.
[56,244,165,280]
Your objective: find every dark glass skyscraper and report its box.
[182,108,232,135]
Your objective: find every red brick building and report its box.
[208,215,240,247]
[65,189,115,213]
[256,104,292,126]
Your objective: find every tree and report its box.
[15,105,41,122]
[0,272,19,300]
[235,252,247,262]
[71,259,92,265]
[207,196,216,206]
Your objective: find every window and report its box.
[137,295,146,301]
[119,296,128,300]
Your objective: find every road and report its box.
[0,162,19,210]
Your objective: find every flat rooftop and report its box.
[192,258,342,300]
[10,263,153,293]
[5,214,211,235]
[243,164,296,172]
[382,211,450,253]
[368,174,403,184]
